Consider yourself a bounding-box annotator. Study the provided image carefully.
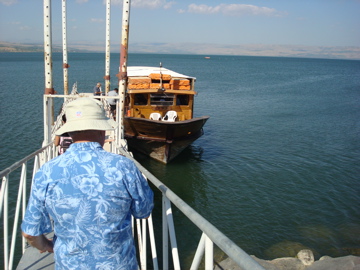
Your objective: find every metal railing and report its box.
[0,143,57,270]
[117,147,265,270]
[0,142,264,270]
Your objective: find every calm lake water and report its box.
[1,52,359,266]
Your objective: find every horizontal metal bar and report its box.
[0,143,52,179]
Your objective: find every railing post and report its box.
[163,196,181,269]
[205,234,214,270]
[162,195,169,270]
[3,175,9,270]
[8,164,27,270]
[147,215,159,270]
[0,176,8,217]
[22,168,27,254]
[190,233,206,270]
[136,218,145,270]
[142,219,147,269]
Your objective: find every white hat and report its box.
[55,98,115,136]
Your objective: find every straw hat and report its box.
[55,98,115,136]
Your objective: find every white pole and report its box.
[148,215,159,270]
[104,0,111,95]
[205,235,214,270]
[162,196,169,270]
[3,178,8,270]
[118,0,131,140]
[190,233,206,269]
[44,0,54,145]
[62,0,69,95]
[44,0,53,95]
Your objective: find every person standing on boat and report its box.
[107,87,118,119]
[21,98,154,270]
[93,82,102,97]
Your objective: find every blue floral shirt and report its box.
[21,142,154,270]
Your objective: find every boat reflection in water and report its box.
[124,66,209,164]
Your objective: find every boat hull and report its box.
[124,116,209,163]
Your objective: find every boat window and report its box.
[134,94,148,105]
[176,95,189,105]
[150,94,174,106]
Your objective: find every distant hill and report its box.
[1,41,359,60]
[0,41,89,53]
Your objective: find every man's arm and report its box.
[22,232,54,253]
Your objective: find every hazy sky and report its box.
[1,0,359,48]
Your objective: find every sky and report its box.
[1,0,360,49]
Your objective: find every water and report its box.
[1,53,359,264]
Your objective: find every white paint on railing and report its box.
[3,175,9,270]
[163,196,181,269]
[162,196,169,270]
[147,215,159,270]
[190,233,206,269]
[205,234,214,269]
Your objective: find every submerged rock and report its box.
[297,249,315,266]
[264,240,312,259]
[306,255,360,270]
[214,251,360,270]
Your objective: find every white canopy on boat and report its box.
[127,66,196,80]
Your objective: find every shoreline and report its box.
[216,251,360,270]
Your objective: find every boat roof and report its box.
[127,66,195,80]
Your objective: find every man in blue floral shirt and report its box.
[21,98,154,270]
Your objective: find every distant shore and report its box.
[1,41,360,60]
[0,41,84,53]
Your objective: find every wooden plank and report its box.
[128,77,151,84]
[149,73,171,80]
[150,83,170,89]
[170,79,190,86]
[128,83,150,89]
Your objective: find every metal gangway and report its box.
[0,93,264,270]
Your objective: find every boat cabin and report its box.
[125,66,196,121]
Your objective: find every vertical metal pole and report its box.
[141,219,147,270]
[22,169,27,254]
[44,0,54,144]
[205,235,214,270]
[3,178,8,270]
[104,0,111,95]
[147,215,159,270]
[8,164,27,270]
[62,0,69,95]
[164,198,181,269]
[44,0,53,95]
[190,233,206,269]
[117,0,130,140]
[162,195,169,270]
[43,95,51,145]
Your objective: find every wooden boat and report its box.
[124,66,209,163]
